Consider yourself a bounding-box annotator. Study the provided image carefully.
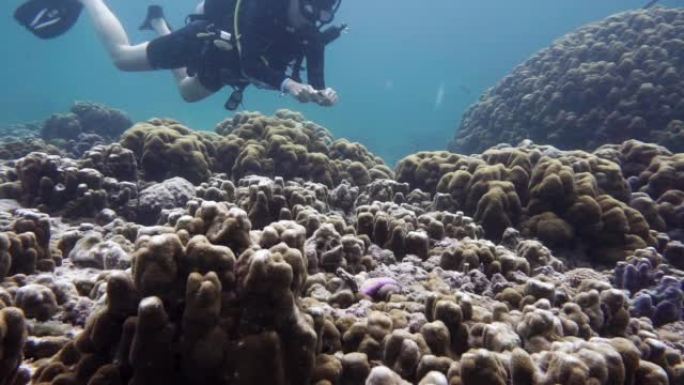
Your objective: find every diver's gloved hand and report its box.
[314,88,338,107]
[282,79,339,106]
[282,79,318,103]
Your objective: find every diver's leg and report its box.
[177,77,217,103]
[78,0,152,71]
[149,17,171,36]
[150,18,188,83]
[147,18,214,102]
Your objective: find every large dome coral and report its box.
[450,8,684,154]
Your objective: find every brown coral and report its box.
[120,119,216,184]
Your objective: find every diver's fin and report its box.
[139,5,168,31]
[14,0,83,39]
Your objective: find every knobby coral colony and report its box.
[0,107,681,385]
[0,101,132,162]
[451,8,684,155]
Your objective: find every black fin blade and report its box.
[14,0,83,39]
[139,5,165,31]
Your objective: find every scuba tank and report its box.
[200,0,237,30]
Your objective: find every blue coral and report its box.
[616,254,684,326]
[614,258,656,294]
[630,275,684,326]
[632,294,655,318]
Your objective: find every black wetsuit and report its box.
[146,0,326,93]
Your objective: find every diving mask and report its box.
[300,0,341,26]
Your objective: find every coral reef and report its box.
[597,140,684,241]
[120,118,217,184]
[5,152,108,218]
[0,137,62,160]
[30,226,317,385]
[0,108,682,385]
[79,143,138,182]
[41,101,132,142]
[451,8,684,154]
[397,141,656,263]
[135,177,196,225]
[0,307,27,385]
[63,133,107,158]
[0,209,59,279]
[213,110,393,186]
[119,110,392,187]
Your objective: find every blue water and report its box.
[1,0,675,164]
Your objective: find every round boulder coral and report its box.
[451,8,684,154]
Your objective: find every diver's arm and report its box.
[306,41,326,90]
[304,44,338,106]
[146,18,211,102]
[80,0,152,71]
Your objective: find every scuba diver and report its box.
[14,0,346,110]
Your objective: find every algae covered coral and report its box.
[0,104,682,385]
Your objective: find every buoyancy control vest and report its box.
[183,0,245,110]
[189,0,346,110]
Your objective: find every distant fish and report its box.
[434,82,446,111]
[643,0,661,8]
